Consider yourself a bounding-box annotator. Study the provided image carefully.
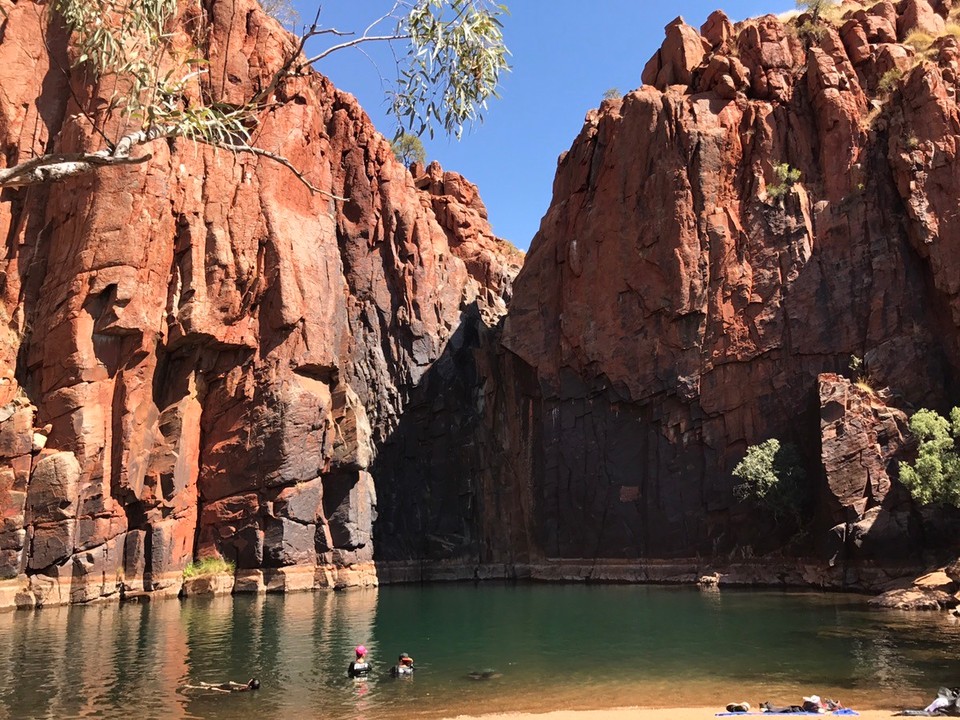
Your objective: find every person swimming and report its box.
[390,652,415,677]
[467,668,501,681]
[181,678,260,693]
[347,645,371,678]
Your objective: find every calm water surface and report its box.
[0,583,958,719]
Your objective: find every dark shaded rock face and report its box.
[0,0,519,605]
[499,4,960,563]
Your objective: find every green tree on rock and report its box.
[796,0,836,22]
[391,133,427,167]
[899,408,960,507]
[733,438,807,520]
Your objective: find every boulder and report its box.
[181,572,235,597]
[898,0,946,38]
[701,10,734,49]
[642,17,710,90]
[26,451,81,523]
[868,587,958,610]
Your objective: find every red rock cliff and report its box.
[500,0,960,563]
[0,0,520,606]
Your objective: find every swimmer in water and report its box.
[181,678,260,693]
[348,645,371,678]
[390,652,415,677]
[467,668,501,681]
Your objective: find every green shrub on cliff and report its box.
[796,19,827,43]
[733,439,806,519]
[899,408,960,507]
[795,0,840,24]
[767,163,802,202]
[183,557,235,579]
[391,133,427,167]
[878,67,903,94]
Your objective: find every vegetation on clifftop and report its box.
[391,133,427,167]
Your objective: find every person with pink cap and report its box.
[347,645,371,678]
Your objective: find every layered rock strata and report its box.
[0,0,519,607]
[500,0,960,562]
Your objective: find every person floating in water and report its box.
[467,668,501,681]
[181,678,261,693]
[390,652,415,677]
[348,645,371,678]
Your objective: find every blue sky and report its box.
[292,2,786,250]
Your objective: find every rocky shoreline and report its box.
[2,556,957,612]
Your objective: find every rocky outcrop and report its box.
[869,569,960,609]
[0,0,519,606]
[818,373,919,565]
[498,2,960,563]
[819,374,908,522]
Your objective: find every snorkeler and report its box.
[181,678,261,693]
[390,652,415,677]
[348,645,371,678]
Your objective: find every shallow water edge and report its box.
[0,557,928,612]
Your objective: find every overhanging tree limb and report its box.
[0,0,510,193]
[0,151,151,188]
[301,33,409,66]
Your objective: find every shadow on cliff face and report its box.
[368,295,828,567]
[371,301,488,563]
[367,281,960,571]
[370,300,537,567]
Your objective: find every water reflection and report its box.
[0,586,957,719]
[0,600,190,718]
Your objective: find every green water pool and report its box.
[0,583,956,718]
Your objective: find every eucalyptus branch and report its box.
[0,151,151,188]
[297,0,407,69]
[4,0,510,194]
[0,121,176,188]
[254,4,402,106]
[313,27,352,37]
[302,34,410,66]
[363,1,405,39]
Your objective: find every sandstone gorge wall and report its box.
[4,0,960,609]
[0,0,519,607]
[499,0,960,565]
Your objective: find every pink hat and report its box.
[355,645,367,657]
